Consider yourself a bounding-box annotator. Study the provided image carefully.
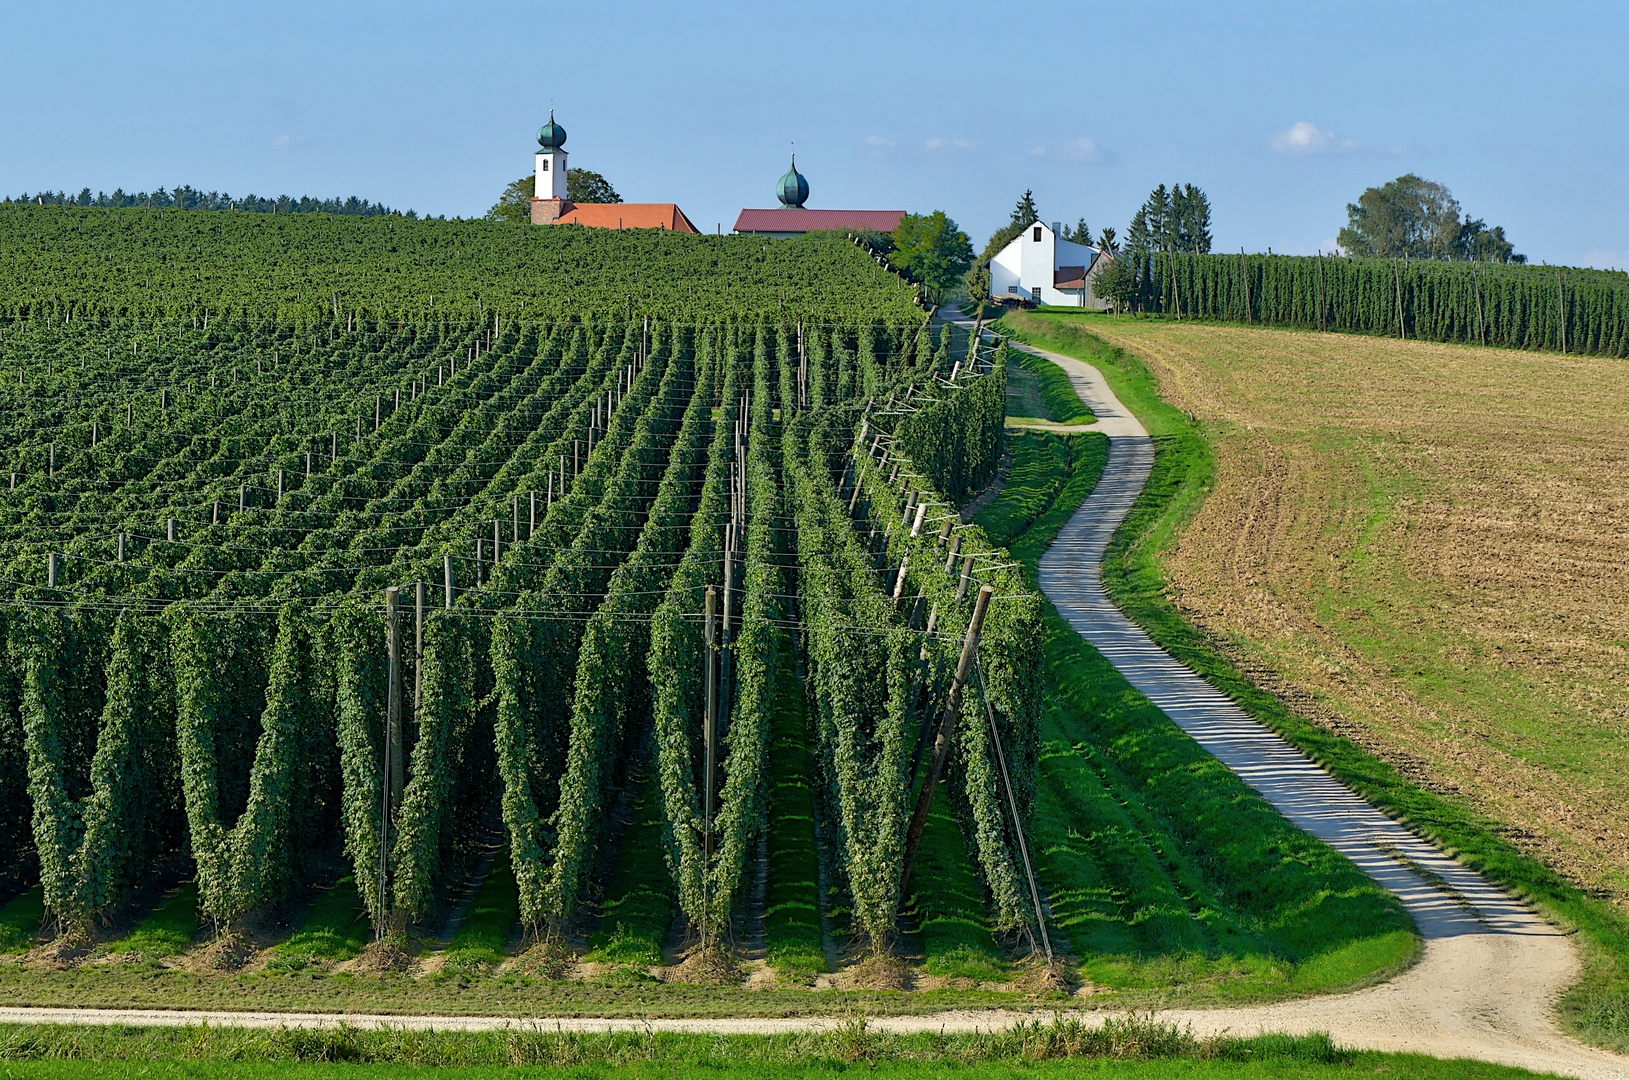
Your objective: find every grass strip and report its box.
[0,887,43,953]
[583,767,674,969]
[998,307,1629,1050]
[100,884,199,959]
[0,1016,1556,1079]
[440,851,521,976]
[908,784,1007,981]
[270,876,370,970]
[763,637,825,982]
[1011,346,1095,423]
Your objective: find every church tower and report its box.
[531,111,571,223]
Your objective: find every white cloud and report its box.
[924,136,975,153]
[1030,137,1115,164]
[865,135,894,148]
[1271,121,1356,156]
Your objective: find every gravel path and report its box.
[1,329,1623,1079]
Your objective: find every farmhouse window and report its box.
[1032,226,1041,241]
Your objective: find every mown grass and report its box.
[100,883,198,959]
[440,850,521,976]
[763,636,826,983]
[908,784,1007,982]
[1010,346,1095,423]
[0,887,43,953]
[998,307,1629,1050]
[582,766,674,969]
[971,429,1071,545]
[0,1016,1553,1079]
[976,338,1416,1003]
[270,876,370,970]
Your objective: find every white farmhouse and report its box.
[988,221,1111,308]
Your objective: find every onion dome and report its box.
[777,155,810,208]
[536,111,567,151]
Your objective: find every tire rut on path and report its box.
[997,327,1627,1080]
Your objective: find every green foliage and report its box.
[1124,183,1212,257]
[486,169,623,224]
[893,343,1007,502]
[1339,174,1523,263]
[889,211,975,304]
[0,207,921,322]
[762,636,825,981]
[1094,249,1629,356]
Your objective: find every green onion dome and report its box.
[536,111,567,151]
[777,155,809,208]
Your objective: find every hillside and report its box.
[1007,310,1629,903]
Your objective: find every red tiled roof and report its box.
[558,203,699,233]
[733,208,906,234]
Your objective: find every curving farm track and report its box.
[1013,332,1628,1080]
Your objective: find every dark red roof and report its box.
[733,208,906,234]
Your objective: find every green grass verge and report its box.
[100,883,199,959]
[1011,347,1095,423]
[583,766,674,969]
[998,307,1629,1049]
[764,636,826,983]
[0,1017,1555,1078]
[0,887,43,953]
[908,783,1006,982]
[270,876,370,970]
[975,355,1415,1004]
[440,850,521,976]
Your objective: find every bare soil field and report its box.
[1086,319,1629,905]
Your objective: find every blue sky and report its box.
[3,0,1624,268]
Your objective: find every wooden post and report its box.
[944,532,962,572]
[973,654,1053,964]
[513,494,520,542]
[444,555,455,610]
[414,581,426,719]
[848,476,863,513]
[892,553,910,602]
[956,551,974,602]
[47,552,58,588]
[492,519,501,565]
[911,501,928,539]
[167,517,176,542]
[386,587,404,807]
[899,586,992,895]
[702,585,717,950]
[380,586,401,935]
[529,491,537,539]
[117,532,125,563]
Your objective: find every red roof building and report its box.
[552,201,699,233]
[733,156,903,237]
[733,207,905,237]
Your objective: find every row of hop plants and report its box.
[0,326,626,932]
[1115,249,1629,357]
[0,207,925,325]
[491,324,692,934]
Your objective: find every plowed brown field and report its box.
[1088,320,1629,904]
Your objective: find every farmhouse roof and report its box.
[1054,266,1087,288]
[733,208,906,234]
[558,203,700,233]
